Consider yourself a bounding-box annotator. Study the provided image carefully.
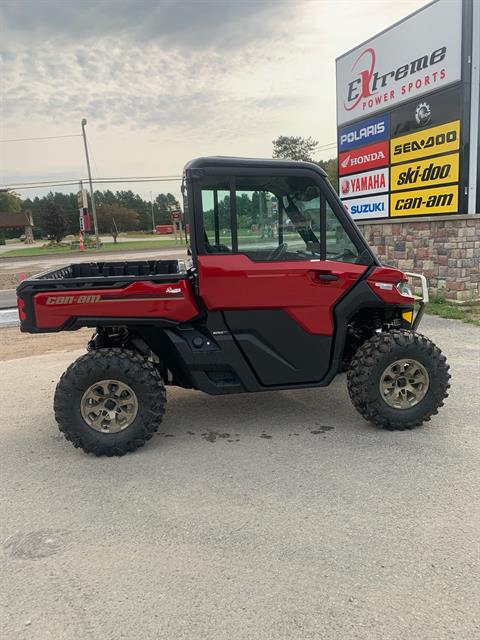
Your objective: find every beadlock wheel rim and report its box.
[379,359,430,410]
[80,379,138,433]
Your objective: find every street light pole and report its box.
[81,118,100,248]
[150,191,155,231]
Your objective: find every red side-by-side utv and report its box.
[16,157,450,455]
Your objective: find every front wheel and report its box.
[54,348,166,456]
[347,330,450,430]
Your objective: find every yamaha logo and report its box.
[415,101,431,126]
[341,180,350,195]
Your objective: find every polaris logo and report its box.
[340,122,385,146]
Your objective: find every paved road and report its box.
[1,316,479,640]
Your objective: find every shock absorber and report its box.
[371,310,383,333]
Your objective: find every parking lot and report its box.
[1,315,479,640]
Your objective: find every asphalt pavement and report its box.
[1,315,479,640]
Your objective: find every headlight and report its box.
[396,281,412,297]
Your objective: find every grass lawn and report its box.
[426,297,480,327]
[0,239,187,258]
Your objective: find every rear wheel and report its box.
[54,348,166,456]
[347,330,450,430]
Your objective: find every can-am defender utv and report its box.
[16,157,450,456]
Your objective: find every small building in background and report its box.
[0,211,34,244]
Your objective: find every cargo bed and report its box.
[16,259,199,333]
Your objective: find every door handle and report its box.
[309,270,339,283]
[316,273,339,281]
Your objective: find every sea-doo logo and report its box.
[338,140,389,175]
[345,46,447,112]
[391,120,460,164]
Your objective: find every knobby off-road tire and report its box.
[54,348,166,456]
[347,330,450,430]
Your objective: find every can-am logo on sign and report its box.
[338,114,388,152]
[335,0,462,126]
[340,167,389,198]
[339,140,389,176]
[343,194,389,220]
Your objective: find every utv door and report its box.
[193,167,372,386]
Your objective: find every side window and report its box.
[235,176,321,261]
[200,175,322,260]
[325,202,362,263]
[198,174,366,263]
[201,180,233,252]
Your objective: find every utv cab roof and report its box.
[184,156,328,177]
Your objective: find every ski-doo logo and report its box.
[338,140,389,176]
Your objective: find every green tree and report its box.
[44,200,68,243]
[318,158,338,191]
[272,136,338,191]
[0,191,22,213]
[272,136,320,162]
[96,202,139,240]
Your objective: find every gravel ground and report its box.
[0,315,479,640]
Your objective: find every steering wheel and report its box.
[267,242,288,261]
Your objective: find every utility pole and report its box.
[150,191,155,231]
[81,119,100,248]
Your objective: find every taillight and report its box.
[17,297,26,321]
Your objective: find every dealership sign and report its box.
[390,185,458,216]
[337,0,479,219]
[390,154,459,190]
[336,0,462,126]
[338,114,389,152]
[338,140,389,175]
[340,168,389,198]
[343,194,389,220]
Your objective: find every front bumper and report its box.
[405,272,429,330]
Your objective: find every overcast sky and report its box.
[0,0,426,200]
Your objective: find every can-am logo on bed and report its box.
[340,167,389,198]
[335,0,462,126]
[338,140,389,176]
[343,194,389,220]
[338,114,389,152]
